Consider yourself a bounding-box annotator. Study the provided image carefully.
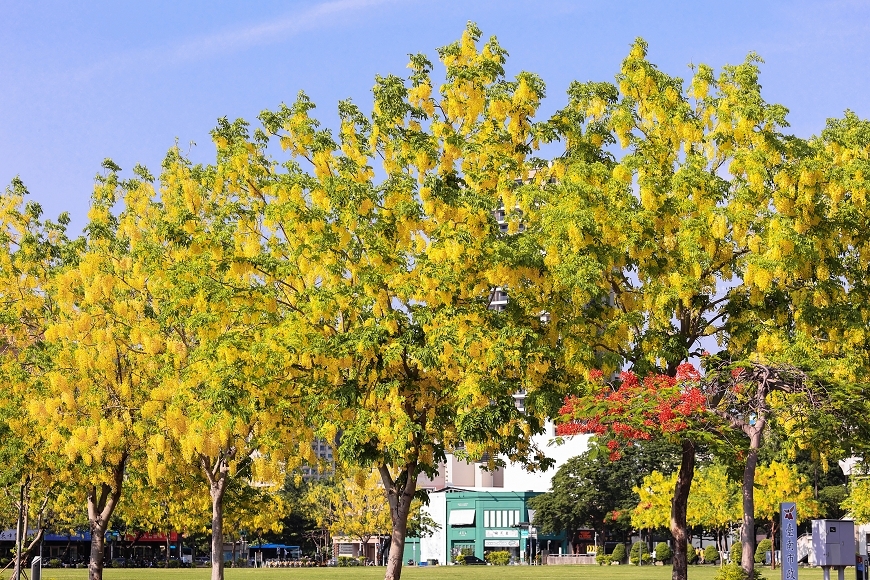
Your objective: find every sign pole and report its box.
[780,502,798,580]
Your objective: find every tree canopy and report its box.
[3,22,870,580]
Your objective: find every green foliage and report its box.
[729,542,742,565]
[842,477,870,523]
[713,562,764,580]
[485,551,510,565]
[754,539,772,564]
[629,541,651,565]
[595,551,612,566]
[655,542,673,562]
[610,543,626,564]
[704,545,720,563]
[687,547,699,565]
[530,440,681,542]
[818,485,847,520]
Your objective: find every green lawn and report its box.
[26,565,828,580]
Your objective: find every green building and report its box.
[411,489,565,564]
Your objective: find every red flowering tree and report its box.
[558,365,706,450]
[558,363,709,575]
[562,358,836,577]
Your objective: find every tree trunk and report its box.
[89,529,106,579]
[211,489,224,579]
[13,528,46,579]
[379,463,417,580]
[740,428,763,576]
[670,439,696,580]
[201,453,232,580]
[87,456,127,580]
[13,480,29,580]
[769,519,778,569]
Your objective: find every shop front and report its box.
[444,490,566,565]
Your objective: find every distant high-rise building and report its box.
[301,438,335,481]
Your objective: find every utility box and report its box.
[812,519,856,567]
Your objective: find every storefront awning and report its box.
[448,509,476,526]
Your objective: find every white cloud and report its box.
[166,0,397,63]
[74,0,400,79]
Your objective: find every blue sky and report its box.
[2,0,868,233]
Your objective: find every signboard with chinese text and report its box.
[781,502,798,580]
[485,529,519,538]
[485,539,520,547]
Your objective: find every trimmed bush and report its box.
[655,542,673,563]
[713,562,765,580]
[704,545,720,564]
[610,543,627,564]
[755,539,772,564]
[595,551,612,566]
[687,547,699,564]
[485,551,511,566]
[729,541,742,564]
[630,541,651,565]
[454,553,465,565]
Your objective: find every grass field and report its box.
[20,565,830,580]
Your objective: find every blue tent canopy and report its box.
[44,532,91,542]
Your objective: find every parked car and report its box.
[463,555,486,565]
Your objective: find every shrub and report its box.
[595,551,612,566]
[48,558,62,568]
[704,545,720,564]
[453,553,465,565]
[729,541,742,564]
[485,551,510,566]
[630,541,651,565]
[610,543,627,564]
[655,542,673,563]
[167,559,180,568]
[713,562,764,580]
[755,539,772,564]
[687,547,699,564]
[357,556,367,566]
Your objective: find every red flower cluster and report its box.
[676,362,701,381]
[555,364,708,453]
[555,417,607,436]
[620,370,639,388]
